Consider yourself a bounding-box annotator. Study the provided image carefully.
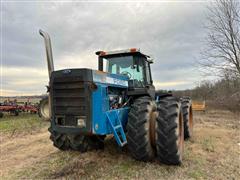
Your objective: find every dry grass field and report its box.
[0,110,239,179]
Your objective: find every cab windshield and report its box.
[103,56,145,88]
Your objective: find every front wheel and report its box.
[156,96,184,165]
[126,96,157,161]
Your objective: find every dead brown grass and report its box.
[1,110,239,179]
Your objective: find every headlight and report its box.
[77,117,86,128]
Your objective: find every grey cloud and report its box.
[2,1,209,94]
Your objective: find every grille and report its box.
[52,76,89,117]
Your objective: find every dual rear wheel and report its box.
[126,96,193,165]
[181,97,193,139]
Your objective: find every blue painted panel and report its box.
[92,70,129,88]
[91,83,108,134]
[91,82,129,135]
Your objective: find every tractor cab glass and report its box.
[102,55,152,88]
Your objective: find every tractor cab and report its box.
[96,48,155,98]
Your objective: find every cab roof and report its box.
[95,48,151,60]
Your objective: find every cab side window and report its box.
[145,61,151,85]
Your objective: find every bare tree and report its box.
[200,0,240,78]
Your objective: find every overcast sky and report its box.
[1,1,210,96]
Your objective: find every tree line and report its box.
[174,76,240,112]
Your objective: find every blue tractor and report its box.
[39,30,193,165]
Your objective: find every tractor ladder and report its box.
[106,109,127,147]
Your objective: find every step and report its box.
[114,125,122,130]
[106,110,127,147]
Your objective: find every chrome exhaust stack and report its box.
[39,29,54,79]
[39,29,54,119]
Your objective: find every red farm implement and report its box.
[0,100,38,118]
[0,105,19,118]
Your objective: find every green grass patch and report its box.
[186,156,207,179]
[0,113,48,134]
[188,169,205,179]
[201,137,215,152]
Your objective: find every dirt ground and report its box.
[0,110,239,179]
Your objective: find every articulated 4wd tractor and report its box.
[39,30,193,165]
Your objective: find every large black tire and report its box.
[69,134,105,152]
[126,96,157,161]
[156,96,184,165]
[181,97,193,139]
[49,128,104,152]
[49,130,71,151]
[38,97,50,121]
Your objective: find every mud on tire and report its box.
[181,97,193,139]
[156,96,184,165]
[126,96,157,161]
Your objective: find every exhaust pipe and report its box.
[39,29,54,78]
[39,29,54,119]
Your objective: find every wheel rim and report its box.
[40,100,49,120]
[177,110,184,161]
[188,105,193,136]
[149,103,157,148]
